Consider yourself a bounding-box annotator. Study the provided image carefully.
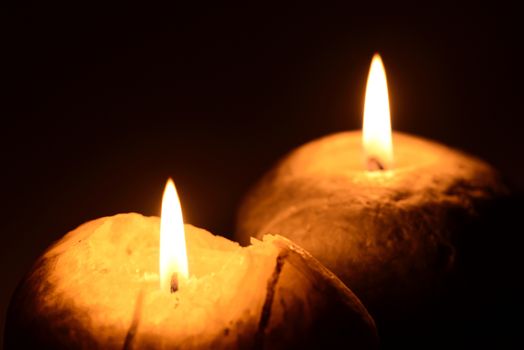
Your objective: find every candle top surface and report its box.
[270,131,502,192]
[281,131,459,174]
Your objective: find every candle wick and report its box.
[170,273,179,293]
[367,157,385,171]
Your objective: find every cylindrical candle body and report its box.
[236,131,508,320]
[5,213,377,349]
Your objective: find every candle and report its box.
[5,180,378,349]
[235,54,509,320]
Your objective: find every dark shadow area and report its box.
[2,3,522,347]
[374,192,523,349]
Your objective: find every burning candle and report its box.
[5,179,378,349]
[235,54,509,320]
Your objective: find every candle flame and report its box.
[362,53,394,170]
[160,178,189,292]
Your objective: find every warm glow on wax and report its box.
[362,53,394,170]
[160,178,189,292]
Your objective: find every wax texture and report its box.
[5,213,377,349]
[236,131,509,319]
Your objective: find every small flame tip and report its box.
[371,53,384,64]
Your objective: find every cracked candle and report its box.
[5,182,378,349]
[235,55,509,319]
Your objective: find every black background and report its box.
[2,2,523,347]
